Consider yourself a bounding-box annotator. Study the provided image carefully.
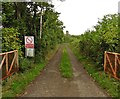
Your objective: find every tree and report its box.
[2,2,65,62]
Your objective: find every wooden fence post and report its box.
[6,53,8,75]
[16,50,19,68]
[114,54,117,78]
[104,51,107,72]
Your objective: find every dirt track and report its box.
[20,45,109,97]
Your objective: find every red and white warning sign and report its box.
[25,36,34,48]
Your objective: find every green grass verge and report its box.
[71,46,120,97]
[60,48,73,78]
[2,46,59,98]
[2,62,45,97]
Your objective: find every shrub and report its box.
[19,58,33,72]
[2,28,22,56]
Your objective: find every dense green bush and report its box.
[2,2,65,64]
[2,28,22,55]
[78,14,119,69]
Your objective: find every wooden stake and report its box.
[114,54,117,78]
[104,51,107,72]
[6,53,8,75]
[0,55,6,69]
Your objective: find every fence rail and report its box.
[0,50,19,80]
[104,51,120,80]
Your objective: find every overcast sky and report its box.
[53,0,119,35]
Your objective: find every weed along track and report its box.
[20,45,108,97]
[59,48,73,78]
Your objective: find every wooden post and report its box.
[104,51,107,72]
[8,51,17,74]
[17,50,19,68]
[114,54,117,78]
[6,53,8,75]
[0,55,6,70]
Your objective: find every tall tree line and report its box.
[2,2,65,62]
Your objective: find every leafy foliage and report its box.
[40,9,64,59]
[78,14,119,68]
[2,28,22,55]
[2,2,65,64]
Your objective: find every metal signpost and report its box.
[25,36,34,57]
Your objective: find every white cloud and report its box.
[53,0,119,35]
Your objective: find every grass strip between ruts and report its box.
[60,48,73,78]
